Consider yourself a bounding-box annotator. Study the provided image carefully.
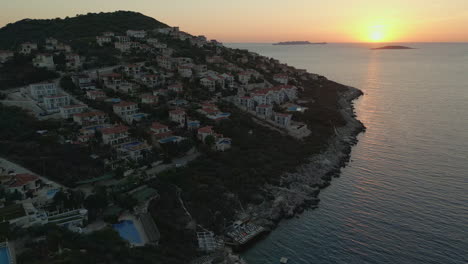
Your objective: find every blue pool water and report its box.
[0,247,11,264]
[112,220,143,245]
[46,189,59,199]
[159,136,180,143]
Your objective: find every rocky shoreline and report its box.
[240,84,365,239]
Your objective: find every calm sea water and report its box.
[226,43,468,264]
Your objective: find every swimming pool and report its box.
[158,136,180,144]
[0,246,11,264]
[47,189,60,199]
[112,220,143,245]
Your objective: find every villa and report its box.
[200,77,216,92]
[19,42,38,54]
[118,141,151,161]
[43,95,70,112]
[273,74,289,84]
[168,83,183,93]
[96,35,112,46]
[32,53,55,70]
[126,29,146,38]
[65,54,82,69]
[169,109,186,127]
[59,104,88,119]
[86,90,106,100]
[5,173,40,199]
[273,112,292,128]
[101,125,130,146]
[29,82,57,102]
[73,111,109,126]
[140,94,159,105]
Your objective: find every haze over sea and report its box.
[226,43,468,264]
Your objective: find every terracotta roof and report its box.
[198,126,213,134]
[151,122,168,130]
[74,111,106,118]
[101,125,129,135]
[9,174,39,188]
[114,101,137,107]
[62,104,86,109]
[170,109,185,115]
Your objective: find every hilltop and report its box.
[0,11,168,49]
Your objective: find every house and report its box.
[55,43,72,53]
[141,74,159,87]
[113,101,139,119]
[168,83,183,93]
[150,122,172,140]
[194,64,208,76]
[157,56,173,70]
[237,96,255,110]
[140,94,159,105]
[221,73,235,88]
[29,82,57,102]
[273,74,289,84]
[96,36,112,46]
[169,109,186,127]
[178,66,192,78]
[72,74,96,90]
[206,56,224,64]
[86,90,106,100]
[33,53,55,70]
[255,104,273,119]
[73,111,108,126]
[0,50,14,63]
[103,32,115,37]
[124,64,141,76]
[118,142,151,161]
[274,113,292,128]
[126,30,147,39]
[43,95,70,112]
[115,42,131,52]
[200,77,216,92]
[19,42,38,54]
[146,38,159,45]
[238,72,251,85]
[45,37,58,46]
[101,125,130,146]
[197,126,214,142]
[6,173,40,198]
[66,54,82,69]
[59,104,87,119]
[116,36,130,42]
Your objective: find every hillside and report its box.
[0,11,168,49]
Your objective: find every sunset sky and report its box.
[2,0,468,43]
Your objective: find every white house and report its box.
[73,111,108,126]
[194,64,208,76]
[124,64,141,76]
[59,104,87,119]
[178,66,192,78]
[6,173,40,199]
[140,94,159,104]
[96,36,112,46]
[255,104,273,119]
[273,74,289,84]
[126,30,147,39]
[166,82,182,92]
[86,90,106,100]
[101,125,130,146]
[29,82,57,102]
[169,109,186,127]
[141,74,159,87]
[200,77,216,92]
[33,53,55,70]
[66,54,82,70]
[43,95,70,112]
[0,50,14,63]
[115,42,131,52]
[19,42,38,54]
[274,113,292,128]
[113,101,139,119]
[238,72,251,85]
[151,122,173,141]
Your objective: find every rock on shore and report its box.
[244,86,365,230]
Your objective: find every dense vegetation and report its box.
[0,11,168,49]
[0,105,106,186]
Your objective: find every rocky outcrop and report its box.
[243,86,365,230]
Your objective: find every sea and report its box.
[226,43,468,264]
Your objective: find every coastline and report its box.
[236,83,365,251]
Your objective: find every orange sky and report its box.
[1,0,468,42]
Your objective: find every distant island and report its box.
[371,45,414,50]
[273,41,327,45]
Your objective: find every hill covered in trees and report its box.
[0,11,168,49]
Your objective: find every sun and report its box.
[369,25,386,42]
